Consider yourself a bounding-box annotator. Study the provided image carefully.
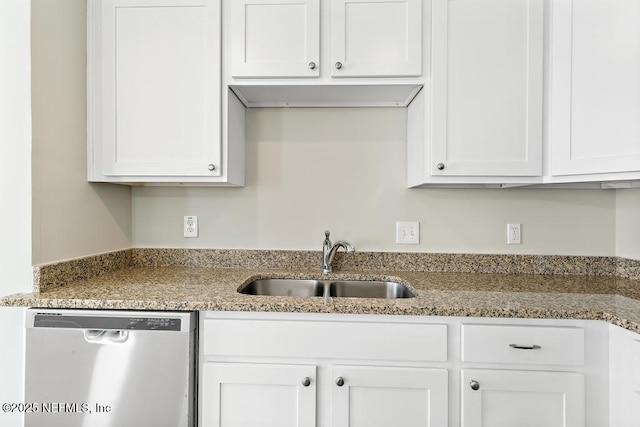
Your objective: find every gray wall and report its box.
[133,108,619,256]
[616,188,640,260]
[31,0,131,265]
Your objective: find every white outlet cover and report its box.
[184,215,198,238]
[507,223,521,245]
[396,221,420,244]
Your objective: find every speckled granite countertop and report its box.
[2,256,640,333]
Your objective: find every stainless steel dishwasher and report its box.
[24,309,196,427]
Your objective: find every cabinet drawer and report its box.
[203,318,447,362]
[461,324,584,366]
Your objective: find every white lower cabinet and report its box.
[460,323,587,427]
[199,313,613,427]
[332,365,448,427]
[199,312,449,427]
[201,362,447,427]
[461,369,584,427]
[609,325,640,427]
[201,362,316,427]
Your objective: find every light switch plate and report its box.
[396,221,420,244]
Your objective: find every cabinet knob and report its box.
[335,62,343,70]
[436,163,445,171]
[302,377,311,387]
[336,377,345,387]
[470,380,480,391]
[207,164,216,171]
[308,61,316,70]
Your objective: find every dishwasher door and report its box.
[25,309,196,427]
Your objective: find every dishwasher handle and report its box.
[84,329,130,344]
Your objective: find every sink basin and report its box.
[239,278,415,299]
[329,280,415,299]
[239,279,324,297]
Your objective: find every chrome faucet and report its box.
[322,230,355,274]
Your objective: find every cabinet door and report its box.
[609,325,640,427]
[461,369,584,427]
[431,0,543,177]
[229,0,320,78]
[332,366,448,427]
[98,0,221,177]
[330,0,422,77]
[201,363,316,427]
[550,0,640,176]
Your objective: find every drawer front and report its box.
[203,318,447,362]
[461,324,584,366]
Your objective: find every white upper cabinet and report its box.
[330,0,422,77]
[429,0,543,179]
[228,0,320,78]
[549,0,640,181]
[408,0,544,186]
[225,0,425,86]
[88,0,245,185]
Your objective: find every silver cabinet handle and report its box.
[335,62,343,70]
[436,163,445,170]
[336,377,344,387]
[509,344,542,350]
[302,377,311,387]
[207,164,216,171]
[470,380,480,391]
[308,62,316,70]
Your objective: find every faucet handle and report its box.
[325,230,330,239]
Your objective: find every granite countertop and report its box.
[2,261,640,333]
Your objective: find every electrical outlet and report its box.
[507,223,521,245]
[184,216,198,238]
[396,221,420,244]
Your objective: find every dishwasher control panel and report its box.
[32,312,183,331]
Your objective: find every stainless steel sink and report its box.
[239,279,324,297]
[329,280,415,299]
[239,278,415,299]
